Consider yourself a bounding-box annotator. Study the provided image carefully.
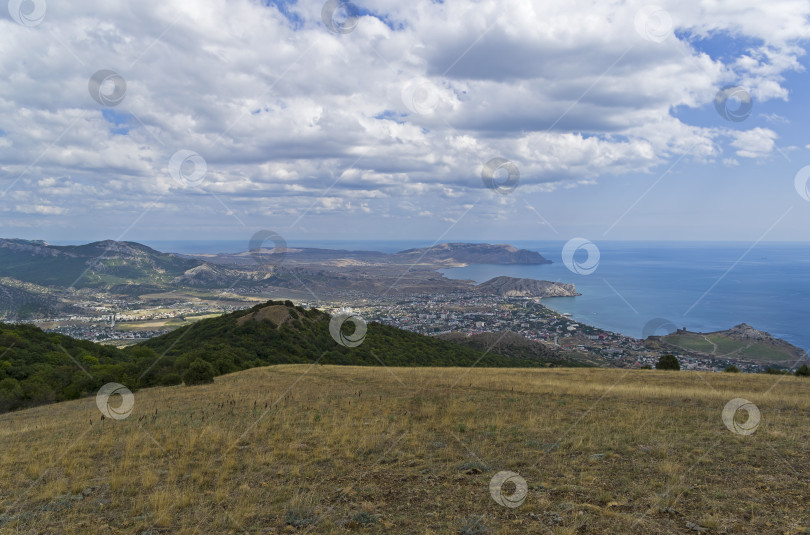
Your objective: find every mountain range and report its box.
[0,238,562,317]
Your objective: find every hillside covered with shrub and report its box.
[138,300,558,372]
[0,323,132,412]
[0,300,558,413]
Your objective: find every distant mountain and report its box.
[0,238,201,288]
[652,323,807,364]
[0,239,553,297]
[393,243,551,266]
[0,279,62,320]
[198,242,550,267]
[477,276,579,297]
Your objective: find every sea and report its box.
[54,239,810,353]
[437,241,810,354]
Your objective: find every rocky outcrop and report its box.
[723,323,770,341]
[477,276,579,297]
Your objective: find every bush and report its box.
[285,507,316,528]
[795,364,810,377]
[459,515,488,535]
[764,367,789,375]
[350,511,378,525]
[0,377,24,411]
[183,359,216,386]
[159,373,182,386]
[724,365,740,373]
[640,365,652,369]
[656,354,680,370]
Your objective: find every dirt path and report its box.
[702,335,718,355]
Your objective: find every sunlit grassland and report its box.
[114,314,224,332]
[0,366,808,534]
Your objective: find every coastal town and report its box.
[26,290,772,373]
[346,293,770,373]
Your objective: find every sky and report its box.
[1,0,810,245]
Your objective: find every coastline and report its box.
[436,243,810,355]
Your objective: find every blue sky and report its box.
[1,0,810,245]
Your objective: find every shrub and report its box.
[350,511,378,525]
[795,364,810,377]
[0,377,24,411]
[656,354,680,370]
[724,365,740,373]
[285,507,316,528]
[640,365,652,369]
[159,373,182,386]
[183,359,215,386]
[459,515,488,535]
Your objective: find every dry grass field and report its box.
[0,365,808,534]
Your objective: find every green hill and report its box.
[0,301,558,414]
[138,300,557,371]
[0,238,200,289]
[656,323,806,364]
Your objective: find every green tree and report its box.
[656,354,680,370]
[158,373,183,386]
[724,365,740,373]
[795,364,810,377]
[183,359,215,386]
[0,378,23,411]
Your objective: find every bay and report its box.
[440,241,810,353]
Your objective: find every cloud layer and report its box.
[1,0,808,238]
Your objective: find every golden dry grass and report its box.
[0,365,808,534]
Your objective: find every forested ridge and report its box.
[0,300,560,413]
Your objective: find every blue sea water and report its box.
[439,241,810,354]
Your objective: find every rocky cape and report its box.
[392,243,551,266]
[650,323,808,365]
[476,276,579,298]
